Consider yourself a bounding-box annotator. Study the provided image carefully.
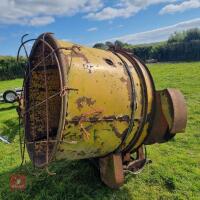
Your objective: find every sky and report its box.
[0,0,200,56]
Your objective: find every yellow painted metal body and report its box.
[25,33,187,169]
[24,33,187,173]
[25,34,160,167]
[54,40,154,160]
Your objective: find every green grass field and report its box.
[0,63,199,200]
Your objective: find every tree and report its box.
[105,41,114,49]
[92,28,200,62]
[114,40,123,49]
[93,43,107,50]
[184,28,200,42]
[168,31,185,43]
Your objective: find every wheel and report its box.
[3,90,18,103]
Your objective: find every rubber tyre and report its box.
[3,90,18,103]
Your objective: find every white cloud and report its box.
[100,18,200,44]
[86,0,177,20]
[87,27,98,32]
[160,0,200,14]
[0,0,103,26]
[0,0,199,26]
[29,16,55,26]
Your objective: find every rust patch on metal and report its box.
[76,96,96,110]
[84,125,93,131]
[144,92,168,144]
[125,78,132,102]
[71,47,89,63]
[58,147,64,152]
[70,115,130,124]
[66,51,89,65]
[120,77,127,83]
[123,145,146,173]
[99,153,124,188]
[77,151,86,156]
[165,89,187,133]
[110,124,122,138]
[119,76,132,102]
[128,79,132,102]
[145,89,187,145]
[62,131,71,139]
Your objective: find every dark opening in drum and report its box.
[24,34,63,167]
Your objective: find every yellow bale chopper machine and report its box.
[17,33,187,188]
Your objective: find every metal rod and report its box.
[22,33,70,167]
[24,46,69,84]
[33,99,36,168]
[42,33,50,166]
[27,140,59,144]
[22,91,60,115]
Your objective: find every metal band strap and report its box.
[111,51,136,153]
[118,51,149,154]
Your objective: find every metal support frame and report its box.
[17,33,69,167]
[99,145,147,188]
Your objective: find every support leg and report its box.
[99,153,124,188]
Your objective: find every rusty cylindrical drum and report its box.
[23,33,187,188]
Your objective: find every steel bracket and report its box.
[99,146,147,188]
[99,153,124,188]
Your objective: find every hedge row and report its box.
[0,56,26,80]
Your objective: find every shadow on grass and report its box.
[0,118,19,142]
[0,105,17,112]
[0,160,132,200]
